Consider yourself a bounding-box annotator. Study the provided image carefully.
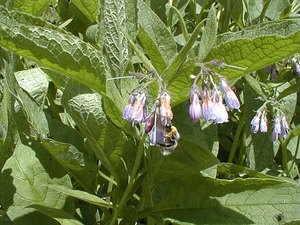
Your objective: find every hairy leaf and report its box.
[137,0,177,74]
[0,142,73,224]
[142,175,300,224]
[48,185,113,208]
[6,0,52,16]
[104,0,128,77]
[0,9,106,93]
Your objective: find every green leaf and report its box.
[41,138,98,192]
[0,142,73,224]
[6,0,52,16]
[142,174,300,224]
[0,8,106,93]
[104,0,128,77]
[29,204,84,225]
[48,185,114,208]
[198,5,218,61]
[137,0,177,74]
[207,19,300,80]
[163,19,204,83]
[71,0,98,23]
[15,68,49,106]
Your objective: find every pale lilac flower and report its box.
[219,78,240,110]
[280,114,289,139]
[122,92,146,124]
[250,111,262,133]
[159,92,173,126]
[292,58,300,76]
[271,116,281,141]
[189,85,202,123]
[214,94,228,124]
[202,88,217,121]
[260,110,268,133]
[122,94,135,120]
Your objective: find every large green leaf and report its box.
[6,0,52,16]
[198,5,217,61]
[0,142,73,224]
[104,0,128,77]
[0,7,106,93]
[30,204,84,225]
[48,185,113,208]
[41,138,98,192]
[71,0,98,22]
[137,0,177,74]
[141,174,300,224]
[206,19,300,80]
[15,68,49,106]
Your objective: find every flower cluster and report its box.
[250,107,290,141]
[123,88,180,155]
[189,75,240,124]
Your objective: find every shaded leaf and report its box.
[48,185,113,208]
[142,174,300,224]
[0,142,73,224]
[6,0,52,16]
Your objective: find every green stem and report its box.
[280,138,291,178]
[228,110,246,163]
[108,136,145,225]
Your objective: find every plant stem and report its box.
[108,136,145,225]
[228,110,246,163]
[280,138,291,178]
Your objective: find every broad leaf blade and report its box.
[48,185,114,208]
[198,5,217,61]
[0,142,73,224]
[41,138,98,192]
[0,10,106,93]
[143,174,300,224]
[29,204,84,225]
[7,0,52,16]
[137,0,177,74]
[104,0,128,77]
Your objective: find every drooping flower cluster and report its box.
[188,74,240,124]
[123,87,180,155]
[250,106,290,141]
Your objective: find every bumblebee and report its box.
[160,125,180,155]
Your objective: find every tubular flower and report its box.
[271,116,281,141]
[202,88,217,121]
[260,110,268,133]
[250,111,262,133]
[122,92,147,124]
[280,114,289,139]
[219,78,240,110]
[189,85,202,123]
[214,94,228,124]
[159,92,173,126]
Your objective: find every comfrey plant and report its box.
[188,65,240,124]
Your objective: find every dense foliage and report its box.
[0,0,300,224]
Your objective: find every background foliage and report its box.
[0,0,300,224]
